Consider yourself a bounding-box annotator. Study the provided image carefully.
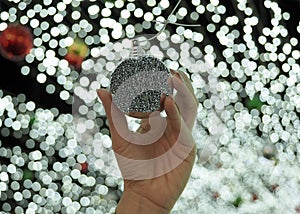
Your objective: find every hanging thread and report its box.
[132,0,202,50]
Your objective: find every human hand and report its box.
[97,70,198,214]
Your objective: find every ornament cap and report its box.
[130,39,145,58]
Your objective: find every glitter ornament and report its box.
[0,23,33,61]
[110,40,172,118]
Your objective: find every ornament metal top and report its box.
[110,39,172,118]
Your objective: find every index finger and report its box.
[171,75,198,130]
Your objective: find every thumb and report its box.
[97,89,130,148]
[97,89,113,122]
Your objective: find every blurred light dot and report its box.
[152,7,161,16]
[26,101,35,111]
[101,8,111,17]
[159,0,169,8]
[190,11,199,20]
[21,66,30,75]
[127,3,136,11]
[80,197,90,207]
[60,90,70,100]
[147,0,156,7]
[14,192,23,201]
[115,0,125,8]
[121,9,130,19]
[192,0,200,6]
[144,12,154,21]
[207,23,216,32]
[46,84,55,94]
[98,185,108,195]
[212,14,221,23]
[196,5,205,14]
[178,7,187,17]
[283,12,290,20]
[134,8,143,18]
[36,73,47,83]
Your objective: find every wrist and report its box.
[116,190,170,214]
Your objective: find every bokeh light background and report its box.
[0,0,300,213]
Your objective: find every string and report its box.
[136,0,201,46]
[152,20,202,27]
[146,20,169,41]
[167,0,183,21]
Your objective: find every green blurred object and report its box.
[245,94,264,111]
[29,117,35,127]
[233,196,243,207]
[23,169,34,180]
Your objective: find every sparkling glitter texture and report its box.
[110,54,172,115]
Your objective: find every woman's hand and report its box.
[97,70,198,214]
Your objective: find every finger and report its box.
[164,96,181,133]
[136,93,167,134]
[137,118,150,133]
[97,89,125,131]
[171,69,197,105]
[97,89,131,148]
[171,76,197,130]
[170,69,177,76]
[126,110,166,146]
[159,93,167,111]
[178,71,197,101]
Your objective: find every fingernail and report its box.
[170,69,180,76]
[177,70,185,80]
[171,71,182,80]
[96,89,104,100]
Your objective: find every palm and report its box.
[123,141,196,210]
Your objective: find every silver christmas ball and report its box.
[110,55,172,118]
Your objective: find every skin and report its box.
[97,70,198,214]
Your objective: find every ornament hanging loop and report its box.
[131,0,201,50]
[130,39,145,58]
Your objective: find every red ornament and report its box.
[269,184,279,192]
[80,162,89,173]
[64,52,85,70]
[212,192,220,199]
[0,23,33,61]
[252,193,258,201]
[64,37,88,70]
